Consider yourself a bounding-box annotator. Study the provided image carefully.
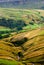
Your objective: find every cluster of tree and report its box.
[0,33,10,39]
[0,18,26,31]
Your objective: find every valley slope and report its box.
[0,8,44,65]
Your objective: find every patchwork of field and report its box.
[0,8,44,65]
[0,28,44,65]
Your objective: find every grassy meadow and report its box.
[0,8,44,65]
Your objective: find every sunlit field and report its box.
[0,8,44,65]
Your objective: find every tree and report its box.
[0,34,2,39]
[29,21,34,25]
[16,20,26,31]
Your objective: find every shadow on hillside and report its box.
[0,63,7,65]
[11,37,28,47]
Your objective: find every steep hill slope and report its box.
[0,28,44,65]
[0,8,44,65]
[0,8,44,40]
[0,8,44,30]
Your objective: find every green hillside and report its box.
[0,8,44,36]
[0,8,44,65]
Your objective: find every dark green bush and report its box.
[11,37,28,46]
[29,21,34,25]
[0,34,2,39]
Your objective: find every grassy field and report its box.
[0,28,44,65]
[0,8,44,65]
[0,8,44,38]
[0,8,43,20]
[0,59,24,65]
